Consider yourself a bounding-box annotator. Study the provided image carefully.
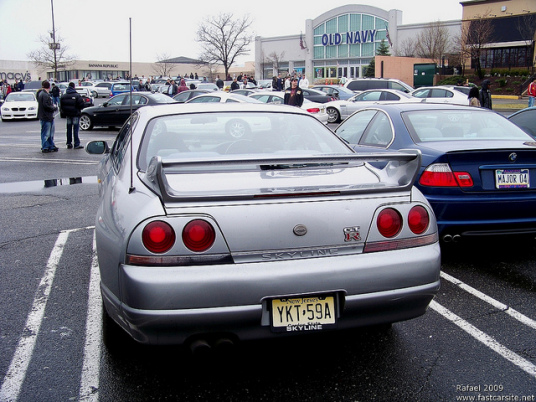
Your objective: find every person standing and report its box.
[37,80,58,153]
[60,82,84,149]
[528,78,536,108]
[51,82,60,107]
[283,78,304,107]
[216,75,224,90]
[468,86,481,107]
[299,73,309,88]
[479,80,492,110]
[230,77,240,91]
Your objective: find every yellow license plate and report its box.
[271,295,336,332]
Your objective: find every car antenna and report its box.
[128,17,135,194]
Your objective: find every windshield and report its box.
[138,111,352,170]
[5,93,36,102]
[403,109,533,142]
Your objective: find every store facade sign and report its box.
[321,30,377,46]
[0,71,32,81]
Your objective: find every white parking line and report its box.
[430,301,536,378]
[79,232,101,401]
[0,226,95,402]
[0,157,97,165]
[441,271,536,330]
[0,231,69,402]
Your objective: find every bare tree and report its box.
[27,31,76,80]
[153,53,176,78]
[415,21,452,66]
[267,51,285,74]
[396,38,417,57]
[196,13,253,80]
[461,15,494,79]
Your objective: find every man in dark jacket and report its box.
[479,79,492,109]
[60,82,85,149]
[230,77,240,91]
[37,80,58,153]
[283,78,304,107]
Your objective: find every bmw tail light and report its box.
[377,208,402,238]
[182,220,215,252]
[306,107,320,114]
[408,206,429,234]
[419,163,473,187]
[142,221,176,253]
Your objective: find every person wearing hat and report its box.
[37,80,58,153]
[60,82,85,149]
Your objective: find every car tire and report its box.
[226,119,251,139]
[79,114,93,130]
[91,91,98,98]
[327,107,341,123]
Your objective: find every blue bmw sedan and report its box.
[335,103,536,242]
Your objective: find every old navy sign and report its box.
[322,30,376,46]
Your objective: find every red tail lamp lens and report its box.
[142,221,176,253]
[408,206,430,234]
[182,220,216,252]
[377,208,402,238]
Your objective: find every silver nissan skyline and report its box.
[86,102,441,351]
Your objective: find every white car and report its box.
[1,92,38,121]
[80,81,112,98]
[411,86,469,106]
[75,87,95,105]
[325,89,421,123]
[249,91,329,125]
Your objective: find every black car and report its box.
[79,92,175,130]
[172,89,211,103]
[299,87,336,103]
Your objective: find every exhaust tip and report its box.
[442,234,453,243]
[189,339,211,357]
[452,234,461,243]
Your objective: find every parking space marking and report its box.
[441,272,536,330]
[430,301,536,378]
[0,226,95,402]
[0,157,98,165]
[79,232,101,402]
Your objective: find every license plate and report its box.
[271,294,336,332]
[495,169,529,189]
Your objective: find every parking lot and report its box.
[0,102,535,401]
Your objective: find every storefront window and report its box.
[315,68,324,79]
[314,47,324,59]
[326,18,337,34]
[338,15,348,32]
[363,15,374,30]
[326,46,337,59]
[362,43,374,57]
[350,14,361,31]
[339,45,349,58]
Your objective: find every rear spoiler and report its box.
[142,150,422,203]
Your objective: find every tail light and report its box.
[408,206,429,234]
[306,107,320,114]
[142,221,176,253]
[182,220,215,252]
[419,163,473,187]
[377,208,402,238]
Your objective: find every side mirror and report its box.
[85,140,110,154]
[102,101,109,107]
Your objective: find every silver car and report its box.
[86,103,441,352]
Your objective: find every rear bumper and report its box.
[103,242,441,345]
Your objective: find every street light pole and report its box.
[50,0,58,80]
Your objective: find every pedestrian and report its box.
[37,80,58,153]
[51,83,61,106]
[299,73,309,88]
[60,82,85,149]
[241,77,249,89]
[177,79,189,94]
[230,77,240,91]
[468,86,481,107]
[283,78,304,107]
[284,75,291,90]
[216,75,224,90]
[276,73,283,91]
[479,80,492,110]
[528,78,536,108]
[17,79,24,92]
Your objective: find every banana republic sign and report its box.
[88,63,119,68]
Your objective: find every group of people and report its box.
[37,80,85,153]
[467,79,492,109]
[1,79,25,98]
[271,73,309,92]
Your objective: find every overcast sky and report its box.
[0,0,463,65]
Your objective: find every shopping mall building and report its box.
[1,1,534,86]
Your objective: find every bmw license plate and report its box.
[271,294,336,332]
[495,169,529,189]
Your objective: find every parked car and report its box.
[230,89,258,96]
[196,83,219,91]
[184,92,262,104]
[411,86,469,105]
[312,85,356,100]
[257,79,272,90]
[344,78,413,94]
[172,89,211,103]
[334,103,536,241]
[80,81,111,98]
[79,92,175,130]
[110,81,135,97]
[84,102,441,350]
[0,92,38,121]
[299,87,336,103]
[325,89,420,123]
[249,91,329,124]
[507,107,536,139]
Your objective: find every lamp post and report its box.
[50,0,59,80]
